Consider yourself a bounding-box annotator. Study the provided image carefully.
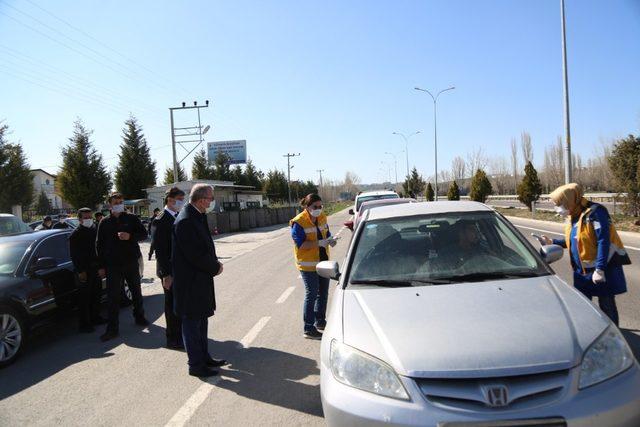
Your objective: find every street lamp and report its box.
[414,86,455,200]
[384,150,402,190]
[392,131,421,184]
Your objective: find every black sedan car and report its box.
[0,230,132,367]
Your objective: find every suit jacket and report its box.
[172,203,221,318]
[152,210,176,279]
[69,225,98,273]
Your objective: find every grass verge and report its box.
[325,201,353,216]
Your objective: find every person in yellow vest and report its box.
[539,183,630,326]
[290,194,337,340]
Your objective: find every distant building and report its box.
[30,169,65,209]
[144,180,264,213]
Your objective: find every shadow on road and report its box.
[203,340,323,418]
[0,293,166,401]
[621,328,640,360]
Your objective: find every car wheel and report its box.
[0,305,27,368]
[121,283,133,307]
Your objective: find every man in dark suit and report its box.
[172,184,226,377]
[148,208,161,261]
[152,187,186,350]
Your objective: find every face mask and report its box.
[82,219,93,228]
[554,205,569,216]
[310,208,322,218]
[174,199,185,211]
[111,203,125,213]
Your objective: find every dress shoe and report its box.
[167,341,185,351]
[189,367,219,378]
[135,317,150,327]
[100,331,118,342]
[303,329,323,340]
[206,358,228,368]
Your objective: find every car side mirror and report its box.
[540,244,563,264]
[317,261,340,281]
[348,209,354,215]
[344,221,354,231]
[30,257,57,275]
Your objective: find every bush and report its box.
[469,169,492,203]
[447,181,460,200]
[517,161,543,211]
[425,183,434,201]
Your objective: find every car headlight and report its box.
[579,326,635,389]
[330,339,409,400]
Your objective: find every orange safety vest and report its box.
[290,210,330,272]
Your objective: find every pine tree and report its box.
[402,167,426,196]
[35,190,52,215]
[517,161,543,211]
[232,165,249,186]
[114,116,157,199]
[192,147,213,179]
[609,134,640,216]
[447,181,460,200]
[425,183,435,201]
[163,165,188,185]
[244,159,264,190]
[469,169,493,203]
[57,120,112,209]
[263,169,288,202]
[0,122,34,212]
[212,152,233,181]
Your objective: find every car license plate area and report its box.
[438,418,566,427]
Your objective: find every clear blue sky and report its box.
[1,0,639,185]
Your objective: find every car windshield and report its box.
[0,241,31,275]
[67,218,79,227]
[348,211,548,286]
[0,217,31,236]
[356,194,398,211]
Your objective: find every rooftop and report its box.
[365,201,493,221]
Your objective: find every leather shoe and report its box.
[167,341,185,351]
[100,331,118,342]
[189,367,219,378]
[206,358,228,368]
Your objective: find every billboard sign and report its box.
[207,140,247,165]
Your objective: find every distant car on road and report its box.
[345,190,399,229]
[0,214,31,236]
[318,201,640,426]
[0,230,132,367]
[345,198,416,231]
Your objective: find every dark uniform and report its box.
[53,220,70,229]
[96,212,148,334]
[69,224,102,330]
[152,209,182,347]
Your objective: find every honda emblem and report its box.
[483,385,509,408]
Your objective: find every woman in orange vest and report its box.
[540,183,630,326]
[290,194,337,340]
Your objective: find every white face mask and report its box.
[554,205,569,216]
[174,199,185,211]
[81,219,94,228]
[310,208,322,218]
[111,203,125,214]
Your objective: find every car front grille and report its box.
[415,369,569,412]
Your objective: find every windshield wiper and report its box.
[439,271,542,283]
[349,278,452,287]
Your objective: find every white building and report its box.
[31,169,64,209]
[143,180,264,213]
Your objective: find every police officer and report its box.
[69,208,105,333]
[148,208,161,261]
[152,187,186,350]
[96,192,150,342]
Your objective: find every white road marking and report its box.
[276,286,296,304]
[515,224,640,251]
[165,316,272,427]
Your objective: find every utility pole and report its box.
[169,100,210,184]
[560,0,572,184]
[283,153,300,205]
[385,151,401,190]
[316,169,324,188]
[392,131,421,192]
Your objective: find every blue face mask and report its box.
[174,199,185,211]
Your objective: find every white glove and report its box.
[592,269,606,284]
[318,239,329,248]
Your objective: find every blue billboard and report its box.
[207,140,247,165]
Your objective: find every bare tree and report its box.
[510,138,518,193]
[489,157,510,195]
[542,136,564,192]
[521,131,533,164]
[466,148,487,177]
[451,156,466,182]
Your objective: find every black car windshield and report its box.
[348,211,548,286]
[0,217,31,236]
[0,241,31,275]
[356,194,398,211]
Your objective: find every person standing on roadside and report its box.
[152,187,186,350]
[94,211,104,226]
[53,213,71,229]
[69,208,106,333]
[36,215,53,230]
[290,193,337,340]
[96,192,150,342]
[148,208,161,261]
[172,184,226,377]
[539,183,630,326]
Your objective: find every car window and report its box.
[0,241,31,274]
[356,194,399,211]
[0,217,30,236]
[30,234,71,266]
[348,211,547,285]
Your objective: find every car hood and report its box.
[342,276,609,378]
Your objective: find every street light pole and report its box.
[384,151,401,189]
[392,131,421,190]
[561,0,572,184]
[414,86,455,201]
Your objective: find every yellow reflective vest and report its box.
[564,204,629,273]
[290,210,330,272]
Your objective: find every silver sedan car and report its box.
[317,201,640,426]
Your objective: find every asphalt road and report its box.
[489,199,621,214]
[1,208,639,426]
